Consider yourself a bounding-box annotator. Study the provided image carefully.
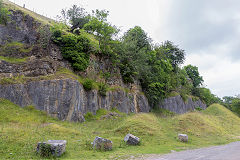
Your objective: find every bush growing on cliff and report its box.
[98,82,108,96]
[83,78,94,91]
[192,87,222,106]
[51,27,91,71]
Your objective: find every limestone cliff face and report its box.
[0,78,150,122]
[0,10,70,78]
[158,95,207,114]
[0,10,39,45]
[0,9,150,121]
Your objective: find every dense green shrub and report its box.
[180,93,188,102]
[184,65,203,88]
[195,107,203,111]
[222,96,235,110]
[83,78,94,91]
[230,98,240,116]
[84,112,94,121]
[119,60,137,84]
[51,27,91,71]
[146,82,165,106]
[192,87,222,106]
[98,82,108,96]
[102,72,111,80]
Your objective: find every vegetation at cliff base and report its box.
[0,99,240,159]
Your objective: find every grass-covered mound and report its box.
[0,100,240,159]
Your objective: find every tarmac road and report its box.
[142,141,240,160]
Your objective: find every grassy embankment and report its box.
[2,0,53,25]
[0,99,240,159]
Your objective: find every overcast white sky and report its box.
[9,0,240,98]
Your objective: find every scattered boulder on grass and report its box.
[178,134,188,142]
[36,140,67,157]
[124,133,140,145]
[92,136,113,151]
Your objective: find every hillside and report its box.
[1,1,239,159]
[0,99,240,159]
[0,0,213,121]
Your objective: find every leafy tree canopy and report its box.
[59,5,90,31]
[122,26,151,52]
[184,64,203,88]
[83,9,119,55]
[156,41,185,69]
[232,98,240,116]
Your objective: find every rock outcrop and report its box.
[158,95,207,114]
[0,78,150,122]
[0,10,70,78]
[0,10,39,45]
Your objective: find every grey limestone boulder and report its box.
[124,133,140,145]
[92,136,112,151]
[37,140,67,157]
[178,134,188,142]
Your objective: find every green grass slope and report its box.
[2,0,53,25]
[0,100,240,159]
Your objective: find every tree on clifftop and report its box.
[83,9,119,55]
[158,41,185,69]
[59,5,90,31]
[184,64,203,88]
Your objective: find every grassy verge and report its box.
[0,100,240,159]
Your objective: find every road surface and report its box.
[141,141,240,160]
